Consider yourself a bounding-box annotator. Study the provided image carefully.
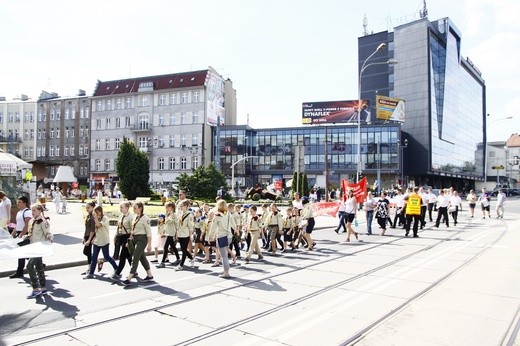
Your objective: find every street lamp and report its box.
[397,138,408,188]
[230,155,257,197]
[484,115,513,184]
[356,42,397,182]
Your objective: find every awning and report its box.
[0,149,32,175]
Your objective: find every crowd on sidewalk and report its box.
[2,185,507,299]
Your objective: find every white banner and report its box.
[0,229,53,260]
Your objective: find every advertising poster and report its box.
[206,71,226,126]
[376,95,405,122]
[302,100,370,125]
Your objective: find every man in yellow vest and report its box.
[404,187,422,238]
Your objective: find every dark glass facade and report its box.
[214,124,401,189]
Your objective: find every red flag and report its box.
[344,177,367,203]
[311,201,340,217]
[341,179,348,201]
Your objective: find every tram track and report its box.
[14,220,502,346]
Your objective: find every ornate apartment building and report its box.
[0,95,37,162]
[89,67,236,192]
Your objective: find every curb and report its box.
[0,225,336,278]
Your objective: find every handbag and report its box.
[448,206,457,213]
[126,238,135,255]
[217,236,229,248]
[354,217,359,227]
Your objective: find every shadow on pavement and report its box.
[53,234,82,245]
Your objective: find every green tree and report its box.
[302,173,310,197]
[175,163,227,200]
[115,137,150,200]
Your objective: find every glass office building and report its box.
[214,124,401,191]
[359,17,486,191]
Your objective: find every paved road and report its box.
[1,199,519,346]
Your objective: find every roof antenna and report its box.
[420,0,428,19]
[362,14,369,36]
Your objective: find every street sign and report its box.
[492,165,505,170]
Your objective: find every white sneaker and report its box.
[174,265,183,271]
[189,259,195,267]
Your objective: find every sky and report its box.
[1,0,518,142]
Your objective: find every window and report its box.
[169,157,176,170]
[106,118,111,129]
[43,129,46,139]
[192,134,198,146]
[169,135,175,147]
[140,95,148,107]
[65,109,70,119]
[38,129,42,140]
[115,138,121,149]
[84,107,89,118]
[15,112,20,123]
[193,91,199,103]
[64,146,69,156]
[24,130,29,140]
[84,126,89,137]
[80,165,87,176]
[50,129,54,139]
[170,114,176,125]
[38,110,43,122]
[37,147,42,157]
[159,94,166,105]
[0,112,3,123]
[138,136,148,149]
[70,145,74,156]
[41,146,45,156]
[30,129,34,140]
[29,146,33,157]
[55,146,60,156]
[96,139,101,150]
[181,92,188,104]
[181,113,186,124]
[50,146,55,157]
[105,138,110,150]
[106,100,112,110]
[71,127,75,138]
[180,157,187,170]
[79,146,84,156]
[116,99,121,110]
[24,147,29,157]
[24,112,29,123]
[158,157,165,170]
[65,128,69,138]
[115,117,121,128]
[126,98,132,109]
[96,119,102,130]
[50,166,55,176]
[56,128,60,138]
[71,109,75,119]
[181,135,187,147]
[138,115,149,129]
[50,110,55,121]
[125,117,131,128]
[80,108,84,118]
[192,156,199,169]
[97,101,102,111]
[84,145,88,156]
[170,93,176,104]
[105,159,110,171]
[95,159,101,171]
[158,114,164,126]
[192,112,199,123]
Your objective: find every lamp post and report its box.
[484,115,513,184]
[231,155,257,197]
[397,138,408,188]
[356,42,397,182]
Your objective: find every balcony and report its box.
[130,122,152,133]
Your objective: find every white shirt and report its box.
[394,194,404,208]
[437,194,450,208]
[16,208,31,232]
[449,195,462,207]
[345,197,356,214]
[420,192,429,206]
[497,193,506,206]
[292,199,303,210]
[427,192,437,203]
[0,197,11,219]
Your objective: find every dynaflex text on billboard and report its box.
[302,100,370,125]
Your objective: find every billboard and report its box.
[302,100,370,125]
[206,70,226,126]
[376,95,405,122]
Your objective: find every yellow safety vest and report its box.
[406,194,422,215]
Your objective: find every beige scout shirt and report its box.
[209,212,232,239]
[131,214,152,237]
[177,211,194,238]
[93,215,110,246]
[117,213,133,235]
[28,217,52,243]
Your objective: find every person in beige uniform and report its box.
[175,200,195,271]
[209,200,235,278]
[112,201,134,279]
[123,202,153,285]
[157,202,180,268]
[26,204,53,299]
[244,205,264,263]
[265,203,284,255]
[84,206,118,279]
